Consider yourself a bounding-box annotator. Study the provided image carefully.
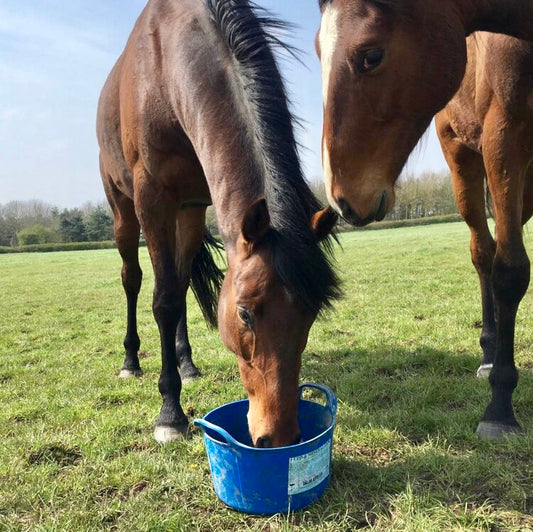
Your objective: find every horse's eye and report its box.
[237,307,255,328]
[356,48,384,73]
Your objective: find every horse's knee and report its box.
[492,253,530,306]
[152,289,183,326]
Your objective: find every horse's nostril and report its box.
[336,197,362,226]
[255,436,273,448]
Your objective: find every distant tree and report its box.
[0,200,60,246]
[85,206,114,241]
[18,225,56,245]
[0,215,19,246]
[387,171,458,220]
[59,209,87,242]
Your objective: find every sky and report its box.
[0,0,448,209]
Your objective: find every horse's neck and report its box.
[464,0,533,40]
[193,117,265,243]
[167,9,266,244]
[186,95,266,243]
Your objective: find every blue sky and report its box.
[0,0,447,208]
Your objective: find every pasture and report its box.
[1,221,532,531]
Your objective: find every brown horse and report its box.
[316,0,533,438]
[97,0,340,447]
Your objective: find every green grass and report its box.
[1,221,532,531]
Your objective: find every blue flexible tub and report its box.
[194,383,337,515]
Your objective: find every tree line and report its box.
[1,171,463,247]
[0,201,113,247]
[308,170,460,222]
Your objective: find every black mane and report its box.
[206,0,341,313]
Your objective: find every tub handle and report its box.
[299,382,337,419]
[193,418,240,449]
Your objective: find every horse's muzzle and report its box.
[337,190,388,227]
[254,433,302,448]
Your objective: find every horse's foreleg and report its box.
[435,113,496,377]
[135,182,189,443]
[476,112,530,439]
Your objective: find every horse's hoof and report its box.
[179,366,201,384]
[119,369,143,378]
[476,421,522,440]
[154,424,190,443]
[476,364,493,378]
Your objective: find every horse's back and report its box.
[97,0,208,204]
[442,33,533,150]
[475,33,533,115]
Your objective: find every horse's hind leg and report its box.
[174,208,207,383]
[105,181,143,377]
[436,113,496,377]
[176,306,200,383]
[475,112,530,439]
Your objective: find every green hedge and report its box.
[0,215,467,253]
[338,213,464,232]
[0,241,117,254]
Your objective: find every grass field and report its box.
[1,221,532,531]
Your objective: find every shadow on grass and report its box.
[295,344,533,527]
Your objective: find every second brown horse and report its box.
[436,33,533,429]
[316,0,533,438]
[97,0,339,447]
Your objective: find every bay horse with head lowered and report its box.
[316,0,533,439]
[97,0,340,448]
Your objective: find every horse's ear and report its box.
[242,198,270,243]
[310,207,338,241]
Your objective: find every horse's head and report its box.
[218,199,337,447]
[317,0,467,225]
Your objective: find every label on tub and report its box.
[288,440,331,495]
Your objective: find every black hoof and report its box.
[179,364,201,384]
[476,421,523,440]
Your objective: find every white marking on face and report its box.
[319,4,341,213]
[318,4,341,105]
[322,138,339,213]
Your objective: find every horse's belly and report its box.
[144,151,211,207]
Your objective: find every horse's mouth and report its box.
[253,433,302,448]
